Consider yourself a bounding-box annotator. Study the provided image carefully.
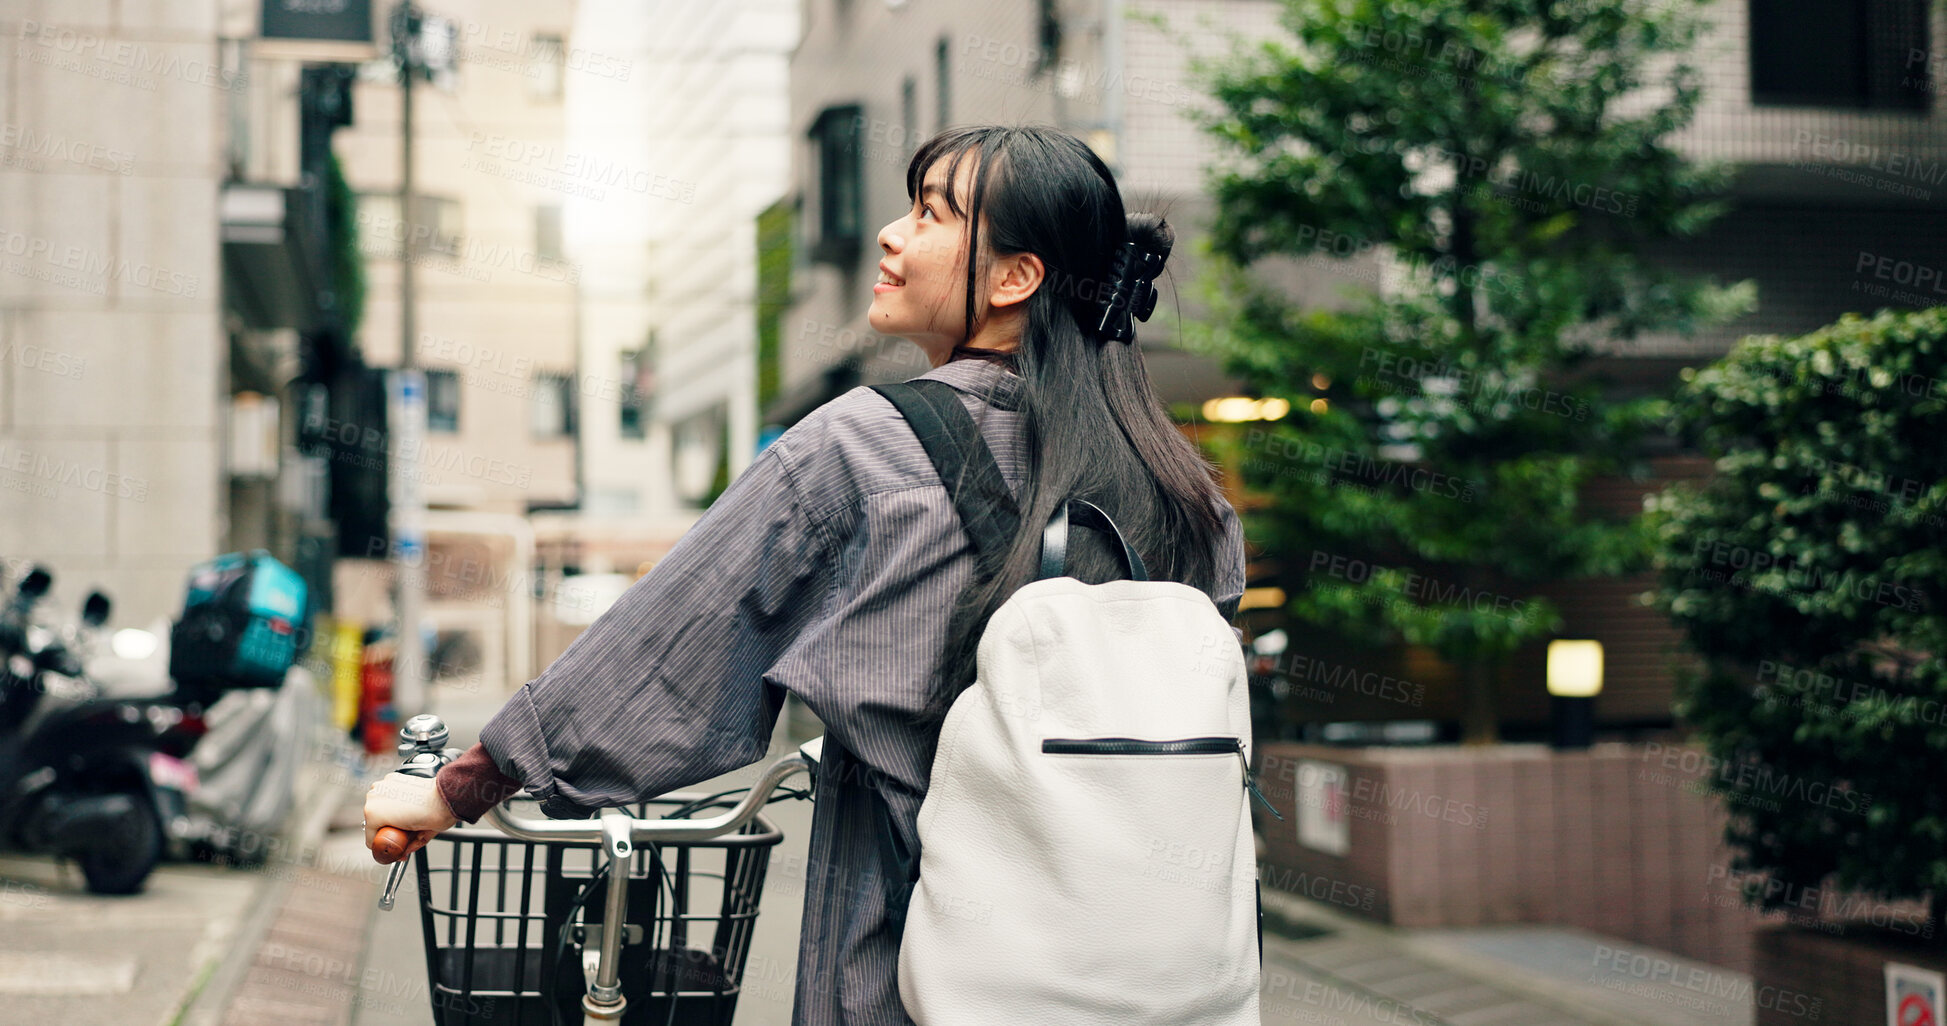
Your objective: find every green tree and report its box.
[1647,307,1946,939]
[1182,0,1752,740]
[324,151,365,340]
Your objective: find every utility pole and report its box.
[389,0,428,717]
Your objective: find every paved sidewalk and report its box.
[0,725,372,1026]
[1258,883,1752,1026]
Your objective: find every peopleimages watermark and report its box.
[355,210,579,286]
[1590,943,1822,1020]
[1688,536,1925,612]
[461,133,694,204]
[1259,754,1490,829]
[0,443,148,501]
[1261,968,1437,1026]
[1252,649,1426,707]
[0,123,134,174]
[1853,250,1947,310]
[455,22,631,82]
[0,228,201,297]
[411,333,633,403]
[1754,660,1946,727]
[0,342,87,380]
[1341,25,1519,92]
[1358,348,1590,421]
[1240,428,1482,502]
[1701,864,1935,939]
[1740,337,1947,403]
[1788,130,1943,202]
[961,34,1195,109]
[1258,863,1379,911]
[1638,742,1871,815]
[1788,453,1944,527]
[1280,223,1526,297]
[1309,550,1542,625]
[1426,145,1642,217]
[304,411,533,488]
[15,20,248,93]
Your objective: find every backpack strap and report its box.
[865,379,1024,933]
[867,380,1021,572]
[1038,498,1148,582]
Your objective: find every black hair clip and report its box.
[1094,242,1165,344]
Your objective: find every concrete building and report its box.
[566,0,799,525]
[2,3,259,626]
[332,0,582,519]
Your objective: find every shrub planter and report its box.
[1751,921,1946,1026]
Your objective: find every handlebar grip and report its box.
[372,825,411,865]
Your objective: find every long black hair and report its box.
[910,125,1231,731]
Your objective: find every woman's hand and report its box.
[363,770,459,862]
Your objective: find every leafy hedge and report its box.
[1648,306,1946,937]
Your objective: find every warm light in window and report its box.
[1201,397,1291,422]
[1238,586,1287,612]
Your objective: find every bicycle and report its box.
[371,715,818,1026]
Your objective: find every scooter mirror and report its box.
[82,591,111,627]
[19,567,50,599]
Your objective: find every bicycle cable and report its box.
[550,850,609,1026]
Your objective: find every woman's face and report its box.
[869,157,979,359]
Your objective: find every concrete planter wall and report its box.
[1252,741,1852,973]
[1752,923,1947,1026]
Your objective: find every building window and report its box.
[619,343,654,440]
[356,193,405,260]
[901,76,918,158]
[1750,0,1930,110]
[935,37,951,130]
[408,194,463,257]
[356,192,462,259]
[808,104,864,265]
[1037,0,1060,74]
[531,373,575,438]
[426,368,460,432]
[528,34,565,102]
[535,204,564,262]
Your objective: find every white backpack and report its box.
[870,381,1276,1025]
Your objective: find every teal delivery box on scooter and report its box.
[169,550,311,689]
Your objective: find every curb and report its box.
[173,749,371,1026]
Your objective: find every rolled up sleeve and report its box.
[478,439,838,819]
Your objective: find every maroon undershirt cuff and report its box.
[436,741,526,824]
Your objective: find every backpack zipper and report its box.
[1040,736,1286,821]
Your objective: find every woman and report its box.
[364,124,1248,1025]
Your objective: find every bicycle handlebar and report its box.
[481,751,814,844]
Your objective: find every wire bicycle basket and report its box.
[410,793,786,1026]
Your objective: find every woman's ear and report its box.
[987,251,1045,310]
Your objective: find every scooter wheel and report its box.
[78,792,162,895]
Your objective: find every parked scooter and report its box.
[0,564,180,894]
[83,554,319,869]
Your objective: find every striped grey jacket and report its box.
[478,356,1248,1025]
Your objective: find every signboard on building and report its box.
[1886,962,1943,1026]
[1296,759,1350,857]
[256,0,378,62]
[261,0,372,42]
